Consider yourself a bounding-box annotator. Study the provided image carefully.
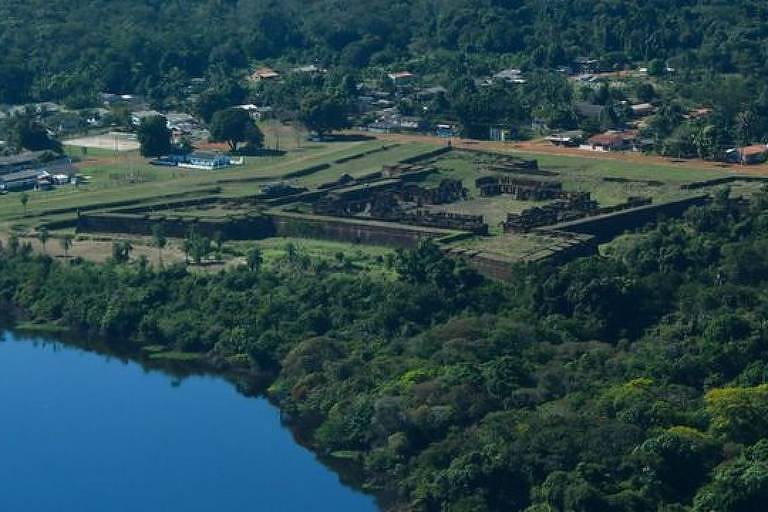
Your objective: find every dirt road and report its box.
[355,131,768,176]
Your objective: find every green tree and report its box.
[19,193,29,216]
[152,224,167,266]
[137,115,171,157]
[60,235,73,258]
[213,231,224,261]
[111,240,133,263]
[246,247,263,272]
[37,227,49,254]
[298,93,350,137]
[209,108,264,152]
[705,385,768,444]
[8,113,61,152]
[693,439,768,512]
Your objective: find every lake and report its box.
[0,329,378,512]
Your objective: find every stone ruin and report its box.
[402,210,488,234]
[489,160,539,172]
[400,179,468,205]
[476,176,563,200]
[381,163,437,179]
[503,194,651,232]
[312,176,487,233]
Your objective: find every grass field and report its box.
[3,129,758,267]
[0,138,431,226]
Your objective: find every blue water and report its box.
[0,330,377,512]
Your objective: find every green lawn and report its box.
[0,140,437,227]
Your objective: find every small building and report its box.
[0,169,46,191]
[726,145,768,165]
[416,86,447,100]
[686,107,713,120]
[388,71,415,84]
[165,112,197,129]
[398,116,426,131]
[545,130,585,147]
[235,104,273,121]
[581,131,638,152]
[131,110,162,127]
[436,124,457,138]
[574,57,600,73]
[489,126,515,142]
[493,69,526,84]
[292,64,327,75]
[250,67,280,82]
[178,152,233,170]
[367,121,398,133]
[0,152,47,176]
[631,103,656,117]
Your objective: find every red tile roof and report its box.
[739,144,768,157]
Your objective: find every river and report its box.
[0,329,378,512]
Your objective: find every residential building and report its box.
[545,130,585,147]
[493,69,526,84]
[631,103,656,117]
[726,145,768,165]
[581,130,638,152]
[250,67,280,82]
[131,110,162,127]
[0,152,48,176]
[388,71,415,84]
[0,169,46,191]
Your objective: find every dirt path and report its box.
[354,131,768,176]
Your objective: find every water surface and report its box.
[0,330,377,512]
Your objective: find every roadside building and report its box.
[235,104,273,121]
[178,152,235,170]
[292,64,327,75]
[0,169,46,191]
[131,110,162,127]
[0,152,47,176]
[388,71,415,85]
[250,67,280,82]
[416,86,447,101]
[493,69,526,84]
[545,130,585,147]
[726,145,768,165]
[581,130,638,152]
[631,103,656,117]
[489,126,515,142]
[436,124,458,137]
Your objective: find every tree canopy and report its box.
[209,108,264,152]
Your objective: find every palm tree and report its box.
[37,227,49,254]
[19,193,29,216]
[246,247,263,272]
[213,231,224,261]
[152,224,167,267]
[60,235,73,258]
[111,240,133,263]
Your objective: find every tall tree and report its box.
[152,224,167,266]
[60,235,73,258]
[137,115,172,157]
[19,193,29,216]
[209,108,264,152]
[37,227,49,254]
[299,93,351,137]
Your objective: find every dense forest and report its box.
[4,190,768,510]
[3,0,768,104]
